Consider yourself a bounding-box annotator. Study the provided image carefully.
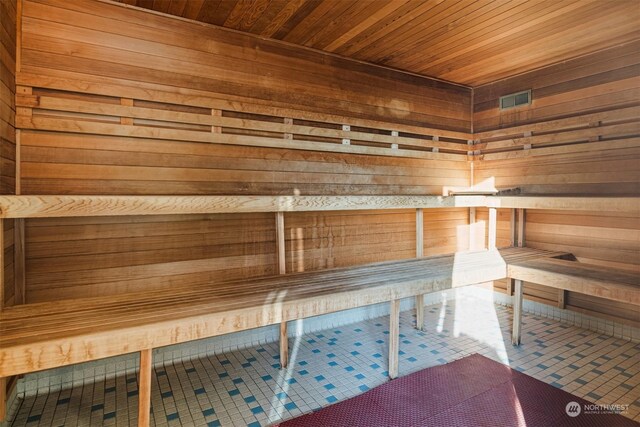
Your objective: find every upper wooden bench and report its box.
[509,257,640,345]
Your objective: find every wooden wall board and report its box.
[25,213,277,302]
[0,0,16,194]
[474,44,640,326]
[1,0,18,412]
[20,0,472,132]
[1,0,16,308]
[9,0,475,305]
[473,42,640,133]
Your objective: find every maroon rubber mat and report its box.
[277,354,638,427]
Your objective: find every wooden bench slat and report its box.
[508,258,640,304]
[0,247,567,377]
[0,250,510,337]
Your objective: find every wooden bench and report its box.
[508,257,640,345]
[0,247,567,425]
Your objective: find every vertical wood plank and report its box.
[488,207,497,249]
[15,130,21,195]
[120,98,134,125]
[507,209,516,296]
[16,0,22,74]
[415,294,424,331]
[137,349,152,427]
[469,207,476,250]
[558,289,567,309]
[283,118,293,139]
[276,212,285,275]
[517,208,525,247]
[212,109,222,133]
[415,208,424,330]
[0,219,4,308]
[506,279,514,297]
[0,377,5,423]
[14,219,25,305]
[509,208,516,247]
[389,299,400,379]
[279,322,288,369]
[276,211,288,368]
[415,208,423,258]
[512,279,523,346]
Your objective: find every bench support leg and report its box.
[0,377,5,423]
[488,207,497,250]
[558,289,567,309]
[138,349,152,427]
[512,279,523,346]
[506,278,514,296]
[415,294,424,331]
[279,321,288,369]
[389,299,400,379]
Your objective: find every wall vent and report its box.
[499,90,531,110]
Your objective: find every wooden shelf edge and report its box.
[487,196,640,213]
[0,195,488,218]
[0,195,637,218]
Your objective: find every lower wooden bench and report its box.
[0,247,567,426]
[508,257,640,345]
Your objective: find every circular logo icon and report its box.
[566,401,581,417]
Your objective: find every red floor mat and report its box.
[277,354,638,427]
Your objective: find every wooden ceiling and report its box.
[115,0,640,86]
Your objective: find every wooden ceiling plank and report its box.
[282,0,353,46]
[136,0,154,10]
[205,0,236,26]
[398,0,536,71]
[305,0,387,50]
[322,0,410,52]
[223,0,266,30]
[151,0,170,14]
[166,0,187,17]
[417,0,595,77]
[445,1,625,75]
[268,0,319,39]
[180,0,205,20]
[355,0,484,64]
[441,3,638,84]
[350,0,476,60]
[333,1,441,57]
[417,0,582,73]
[245,0,287,35]
[195,0,222,24]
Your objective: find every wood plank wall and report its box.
[474,42,640,326]
[1,0,17,308]
[16,0,472,302]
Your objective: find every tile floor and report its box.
[11,295,640,426]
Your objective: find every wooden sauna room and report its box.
[0,0,638,426]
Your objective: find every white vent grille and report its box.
[500,90,531,110]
